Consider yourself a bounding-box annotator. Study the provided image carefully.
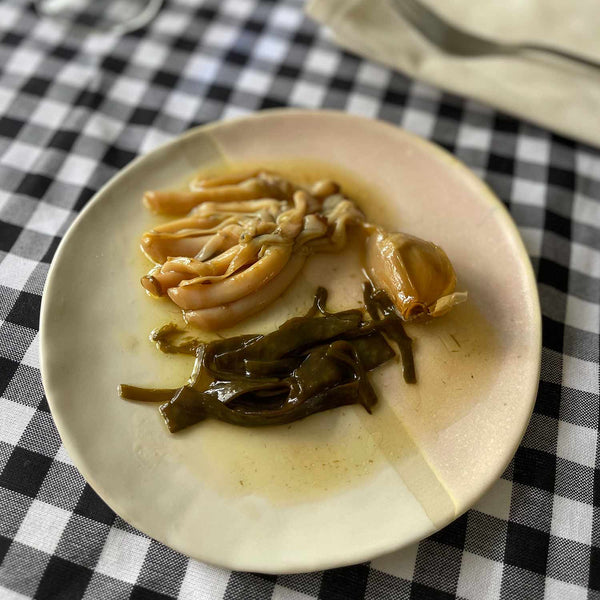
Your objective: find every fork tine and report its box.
[392,0,600,68]
[391,0,501,56]
[394,0,449,47]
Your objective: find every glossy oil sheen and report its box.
[130,159,495,518]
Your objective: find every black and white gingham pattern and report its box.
[1,1,599,598]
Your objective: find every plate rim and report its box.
[40,108,542,573]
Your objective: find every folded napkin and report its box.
[307,0,600,147]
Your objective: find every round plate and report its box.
[41,110,541,573]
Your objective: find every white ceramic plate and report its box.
[40,110,541,574]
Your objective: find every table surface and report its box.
[0,1,599,599]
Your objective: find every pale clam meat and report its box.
[366,228,467,320]
[139,170,466,329]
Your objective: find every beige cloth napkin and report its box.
[306,0,600,147]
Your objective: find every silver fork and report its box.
[391,0,600,70]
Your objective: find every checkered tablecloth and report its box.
[0,0,599,598]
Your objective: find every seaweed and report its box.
[119,284,415,432]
